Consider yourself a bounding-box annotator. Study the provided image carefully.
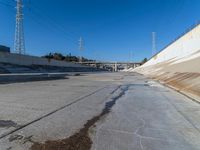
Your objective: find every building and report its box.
[0,45,10,53]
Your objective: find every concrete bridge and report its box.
[76,61,142,71]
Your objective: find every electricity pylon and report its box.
[79,37,84,63]
[14,0,26,54]
[152,32,156,56]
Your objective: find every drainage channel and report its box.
[31,85,129,150]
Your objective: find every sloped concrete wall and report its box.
[143,24,200,67]
[0,52,85,68]
[134,24,200,102]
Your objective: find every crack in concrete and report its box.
[0,86,107,140]
[92,84,146,150]
[30,85,129,150]
[91,84,188,150]
[161,92,200,133]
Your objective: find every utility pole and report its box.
[114,62,117,72]
[130,51,133,63]
[152,32,156,56]
[14,0,26,55]
[79,37,84,63]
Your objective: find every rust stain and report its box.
[153,72,200,99]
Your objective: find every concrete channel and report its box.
[0,72,200,150]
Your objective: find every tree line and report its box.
[42,52,148,64]
[42,53,95,62]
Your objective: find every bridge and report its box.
[76,61,142,71]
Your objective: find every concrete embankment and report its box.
[133,24,200,102]
[0,52,84,68]
[0,62,107,83]
[0,73,71,84]
[0,51,107,74]
[0,62,105,74]
[0,53,107,83]
[0,65,108,85]
[135,55,200,102]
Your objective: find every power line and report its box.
[26,6,80,47]
[28,2,80,39]
[1,0,84,53]
[0,0,14,7]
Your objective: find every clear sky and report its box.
[0,0,200,62]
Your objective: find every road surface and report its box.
[0,72,200,150]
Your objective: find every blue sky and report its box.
[0,0,200,62]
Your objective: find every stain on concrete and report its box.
[23,135,35,144]
[9,134,24,142]
[6,147,12,150]
[8,134,35,145]
[154,72,200,98]
[31,85,129,150]
[131,84,149,87]
[74,73,81,76]
[0,120,18,128]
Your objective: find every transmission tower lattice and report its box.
[14,0,26,54]
[79,37,84,63]
[79,37,84,51]
[152,32,156,56]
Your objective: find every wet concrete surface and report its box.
[30,85,129,150]
[0,121,18,128]
[0,72,200,150]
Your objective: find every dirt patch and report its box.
[31,85,128,150]
[0,120,18,128]
[73,73,81,76]
[9,134,24,142]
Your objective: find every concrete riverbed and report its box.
[0,72,200,150]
